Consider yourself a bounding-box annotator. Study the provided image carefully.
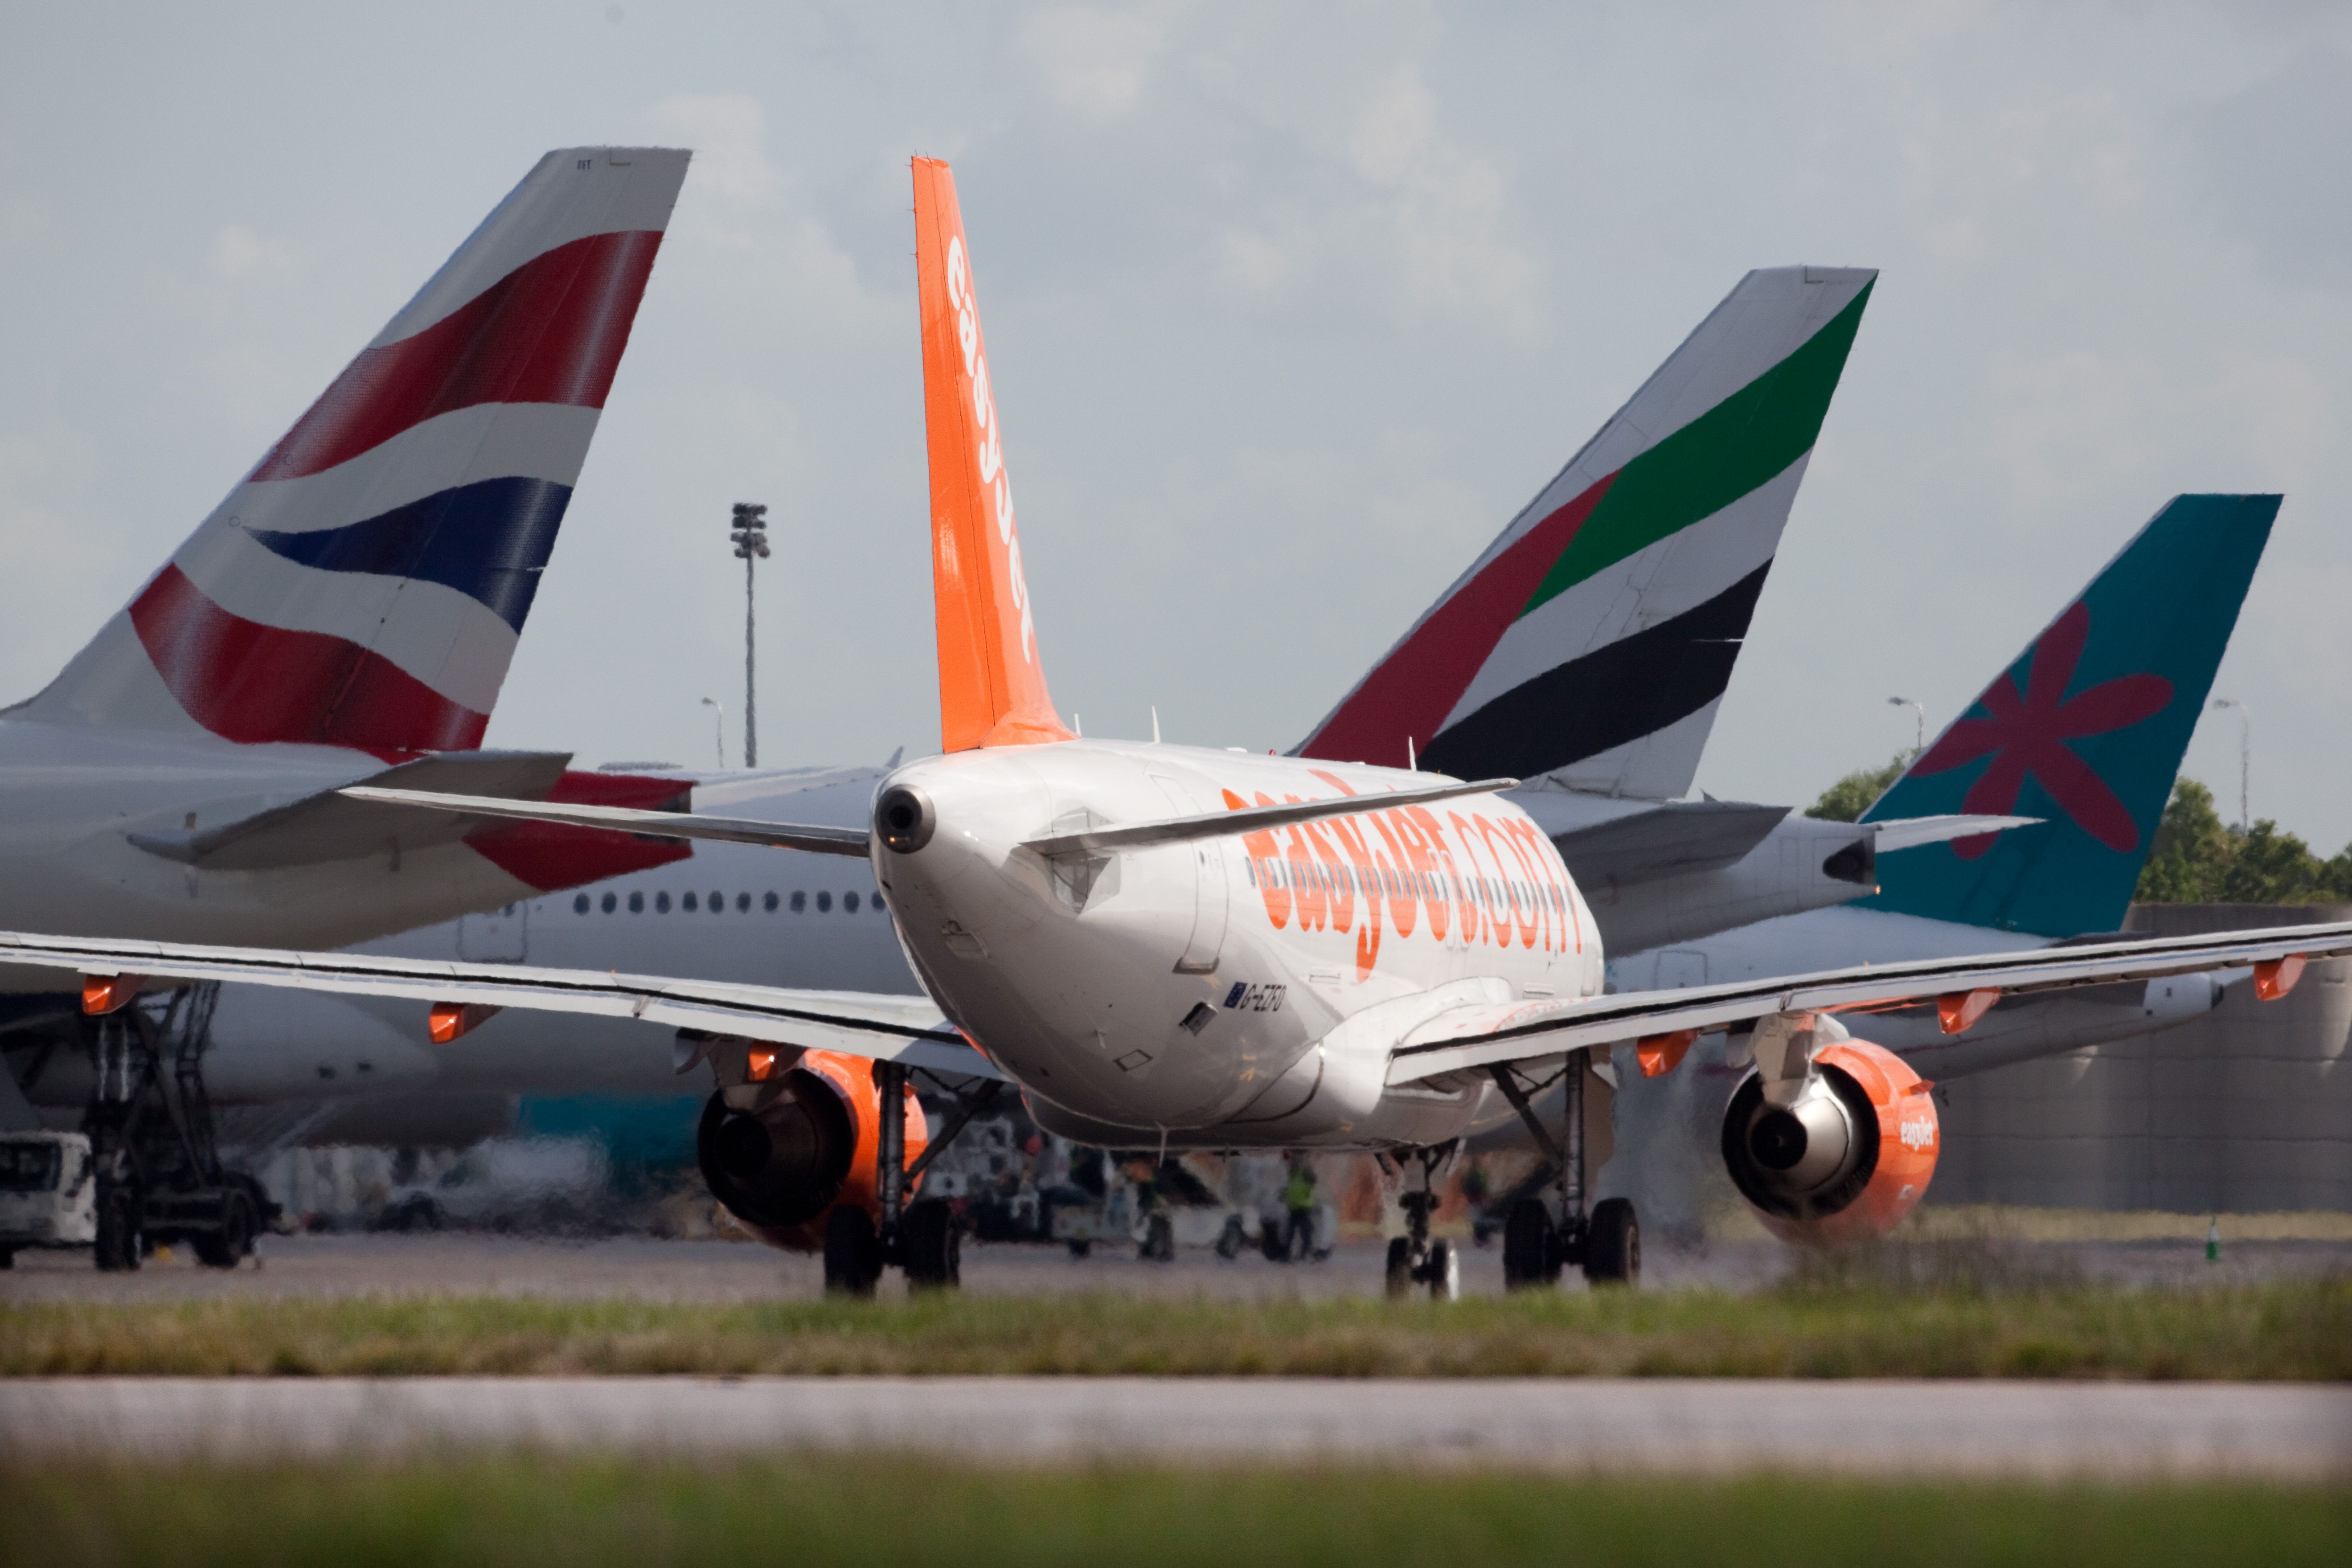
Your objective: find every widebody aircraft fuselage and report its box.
[0,721,561,994]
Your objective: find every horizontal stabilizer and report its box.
[1866,814,2042,854]
[0,930,995,1080]
[1546,799,1791,889]
[130,751,574,870]
[339,786,872,857]
[1021,776,1516,859]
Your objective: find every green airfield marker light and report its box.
[2206,1216,2222,1264]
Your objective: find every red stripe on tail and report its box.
[128,565,487,751]
[1300,474,1614,769]
[251,229,664,482]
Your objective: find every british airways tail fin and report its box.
[1862,493,2279,937]
[913,157,1070,753]
[1296,266,1873,795]
[12,146,690,753]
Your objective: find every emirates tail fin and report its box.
[912,157,1069,753]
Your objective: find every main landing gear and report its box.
[1490,1054,1639,1290]
[823,1066,1000,1298]
[1384,1143,1463,1302]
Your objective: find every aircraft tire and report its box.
[823,1206,880,1298]
[1383,1236,1413,1299]
[904,1198,960,1290]
[1583,1197,1641,1287]
[94,1187,141,1273]
[1427,1238,1460,1302]
[195,1191,253,1269]
[1502,1199,1552,1290]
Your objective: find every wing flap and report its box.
[1388,918,2352,1083]
[0,930,995,1080]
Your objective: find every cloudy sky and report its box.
[6,3,2350,846]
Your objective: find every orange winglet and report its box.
[81,974,146,1015]
[427,1001,502,1044]
[1636,1029,1699,1078]
[1936,988,2000,1036]
[2254,954,2307,1003]
[913,157,1072,754]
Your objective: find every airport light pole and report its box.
[1888,696,1923,758]
[2211,697,2250,830]
[730,503,771,769]
[701,696,726,770]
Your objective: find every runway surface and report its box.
[5,1376,2345,1478]
[7,1230,2345,1303]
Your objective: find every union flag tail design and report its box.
[1863,493,2278,938]
[13,147,690,753]
[913,157,1070,753]
[1298,266,1873,796]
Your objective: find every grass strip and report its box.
[2,1457,2344,1568]
[4,1278,2347,1380]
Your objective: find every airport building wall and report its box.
[1930,904,2352,1212]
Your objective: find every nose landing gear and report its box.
[1490,1053,1639,1290]
[1384,1143,1463,1301]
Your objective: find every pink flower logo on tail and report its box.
[1909,603,2171,859]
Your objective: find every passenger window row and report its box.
[573,888,880,916]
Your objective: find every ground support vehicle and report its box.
[0,1130,96,1263]
[79,983,270,1270]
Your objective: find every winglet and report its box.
[913,158,1071,753]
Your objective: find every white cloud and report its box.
[209,223,301,280]
[1016,4,1166,119]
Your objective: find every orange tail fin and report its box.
[913,158,1070,753]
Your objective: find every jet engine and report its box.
[1721,1036,1938,1247]
[695,1049,928,1251]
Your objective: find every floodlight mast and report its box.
[730,503,771,768]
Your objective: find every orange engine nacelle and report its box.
[694,1049,929,1251]
[1720,1039,1939,1247]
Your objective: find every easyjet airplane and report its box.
[7,160,2343,1301]
[0,146,695,1015]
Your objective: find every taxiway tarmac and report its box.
[5,1232,2344,1303]
[4,1375,2345,1478]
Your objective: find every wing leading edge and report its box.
[1387,919,2352,1084]
[0,930,996,1080]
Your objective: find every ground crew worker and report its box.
[1283,1159,1318,1260]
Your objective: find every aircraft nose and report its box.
[876,783,937,854]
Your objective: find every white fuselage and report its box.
[0,718,550,994]
[877,740,1604,1150]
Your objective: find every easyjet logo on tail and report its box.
[914,158,1068,753]
[942,235,1036,665]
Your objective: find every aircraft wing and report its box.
[1386,918,2352,1084]
[0,931,997,1081]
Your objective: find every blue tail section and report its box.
[1860,494,2278,937]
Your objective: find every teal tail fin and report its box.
[1860,493,2279,937]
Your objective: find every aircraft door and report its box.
[457,901,529,962]
[1151,776,1227,975]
